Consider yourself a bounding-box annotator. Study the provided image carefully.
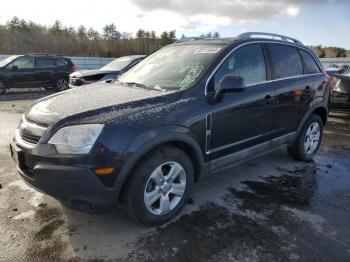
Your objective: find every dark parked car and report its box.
[10,32,330,225]
[0,54,76,94]
[69,55,145,87]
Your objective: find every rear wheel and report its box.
[53,77,69,91]
[287,114,323,161]
[0,79,7,95]
[122,146,194,225]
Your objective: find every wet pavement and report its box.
[0,90,350,262]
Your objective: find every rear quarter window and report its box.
[35,57,55,67]
[300,50,321,74]
[55,58,68,66]
[268,44,303,79]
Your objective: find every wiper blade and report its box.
[122,81,158,91]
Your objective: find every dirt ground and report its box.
[0,89,350,262]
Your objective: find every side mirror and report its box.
[11,65,18,71]
[214,75,244,101]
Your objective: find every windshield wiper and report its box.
[122,81,158,91]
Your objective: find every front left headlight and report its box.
[48,124,104,154]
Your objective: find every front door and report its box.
[8,56,36,87]
[207,44,278,161]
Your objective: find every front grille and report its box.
[16,115,48,148]
[20,129,41,144]
[26,116,49,128]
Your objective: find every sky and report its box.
[0,0,349,48]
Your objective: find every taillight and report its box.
[71,65,78,72]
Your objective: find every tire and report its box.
[0,79,7,95]
[122,146,194,225]
[287,114,323,162]
[53,76,69,91]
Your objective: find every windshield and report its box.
[118,44,224,90]
[0,55,20,67]
[101,57,137,71]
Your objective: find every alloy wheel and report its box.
[304,122,321,155]
[0,80,6,94]
[56,78,69,91]
[144,161,187,216]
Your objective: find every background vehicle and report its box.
[0,54,76,94]
[69,55,145,87]
[326,65,350,111]
[329,72,350,111]
[11,32,330,225]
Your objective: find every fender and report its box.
[112,125,207,198]
[52,72,69,82]
[296,97,328,139]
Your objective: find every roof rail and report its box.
[175,37,237,44]
[237,32,304,45]
[28,53,49,56]
[175,37,210,43]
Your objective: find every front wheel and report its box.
[0,79,7,95]
[53,77,69,91]
[288,114,323,161]
[122,146,194,225]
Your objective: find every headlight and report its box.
[48,124,104,154]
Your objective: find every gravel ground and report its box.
[0,89,350,262]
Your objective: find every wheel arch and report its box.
[296,101,328,138]
[114,129,207,199]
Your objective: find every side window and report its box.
[213,44,267,88]
[35,57,55,67]
[55,58,68,67]
[12,56,34,69]
[268,44,303,79]
[300,50,321,74]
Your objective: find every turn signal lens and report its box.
[95,167,114,175]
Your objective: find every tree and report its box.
[77,25,87,39]
[160,31,169,46]
[87,27,99,40]
[213,32,220,38]
[103,23,121,39]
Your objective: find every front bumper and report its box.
[10,142,118,212]
[69,77,85,87]
[329,90,350,110]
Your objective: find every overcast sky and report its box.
[1,0,349,48]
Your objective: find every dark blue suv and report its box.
[10,32,330,225]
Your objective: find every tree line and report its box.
[312,45,350,58]
[0,17,348,58]
[0,17,220,57]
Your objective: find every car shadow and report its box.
[0,88,56,101]
[59,149,315,261]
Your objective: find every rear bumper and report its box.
[10,142,118,212]
[330,90,350,109]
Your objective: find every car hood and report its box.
[27,82,181,126]
[71,69,119,78]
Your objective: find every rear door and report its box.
[33,57,55,85]
[267,43,316,136]
[208,44,277,160]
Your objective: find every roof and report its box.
[174,32,305,47]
